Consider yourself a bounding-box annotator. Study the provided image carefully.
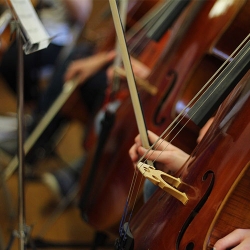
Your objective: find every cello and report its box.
[109,0,250,247]
[80,0,198,230]
[79,0,249,234]
[119,38,250,249]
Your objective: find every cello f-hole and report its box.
[153,70,177,125]
[185,242,194,250]
[177,171,215,249]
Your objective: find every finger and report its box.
[134,134,143,146]
[147,131,175,151]
[213,229,244,250]
[129,144,139,162]
[137,147,163,162]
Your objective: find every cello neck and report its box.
[188,37,250,127]
[147,0,191,41]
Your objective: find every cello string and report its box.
[116,0,205,237]
[125,34,249,230]
[119,2,189,211]
[126,0,169,41]
[110,1,168,95]
[115,0,194,233]
[127,1,170,56]
[113,0,248,232]
[120,1,176,215]
[117,0,250,242]
[109,0,157,235]
[138,34,250,167]
[118,169,145,238]
[115,0,210,230]
[117,36,250,242]
[135,35,249,174]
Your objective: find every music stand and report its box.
[2,1,51,249]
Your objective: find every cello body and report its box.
[79,0,249,233]
[128,69,250,250]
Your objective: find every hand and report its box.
[213,229,250,250]
[64,50,116,85]
[129,130,189,173]
[106,56,150,84]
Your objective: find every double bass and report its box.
[79,0,249,234]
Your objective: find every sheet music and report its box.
[10,0,51,54]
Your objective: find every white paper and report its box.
[10,0,51,53]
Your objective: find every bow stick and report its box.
[109,0,152,159]
[111,0,128,94]
[109,0,190,205]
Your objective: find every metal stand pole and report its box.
[16,22,27,250]
[4,20,33,250]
